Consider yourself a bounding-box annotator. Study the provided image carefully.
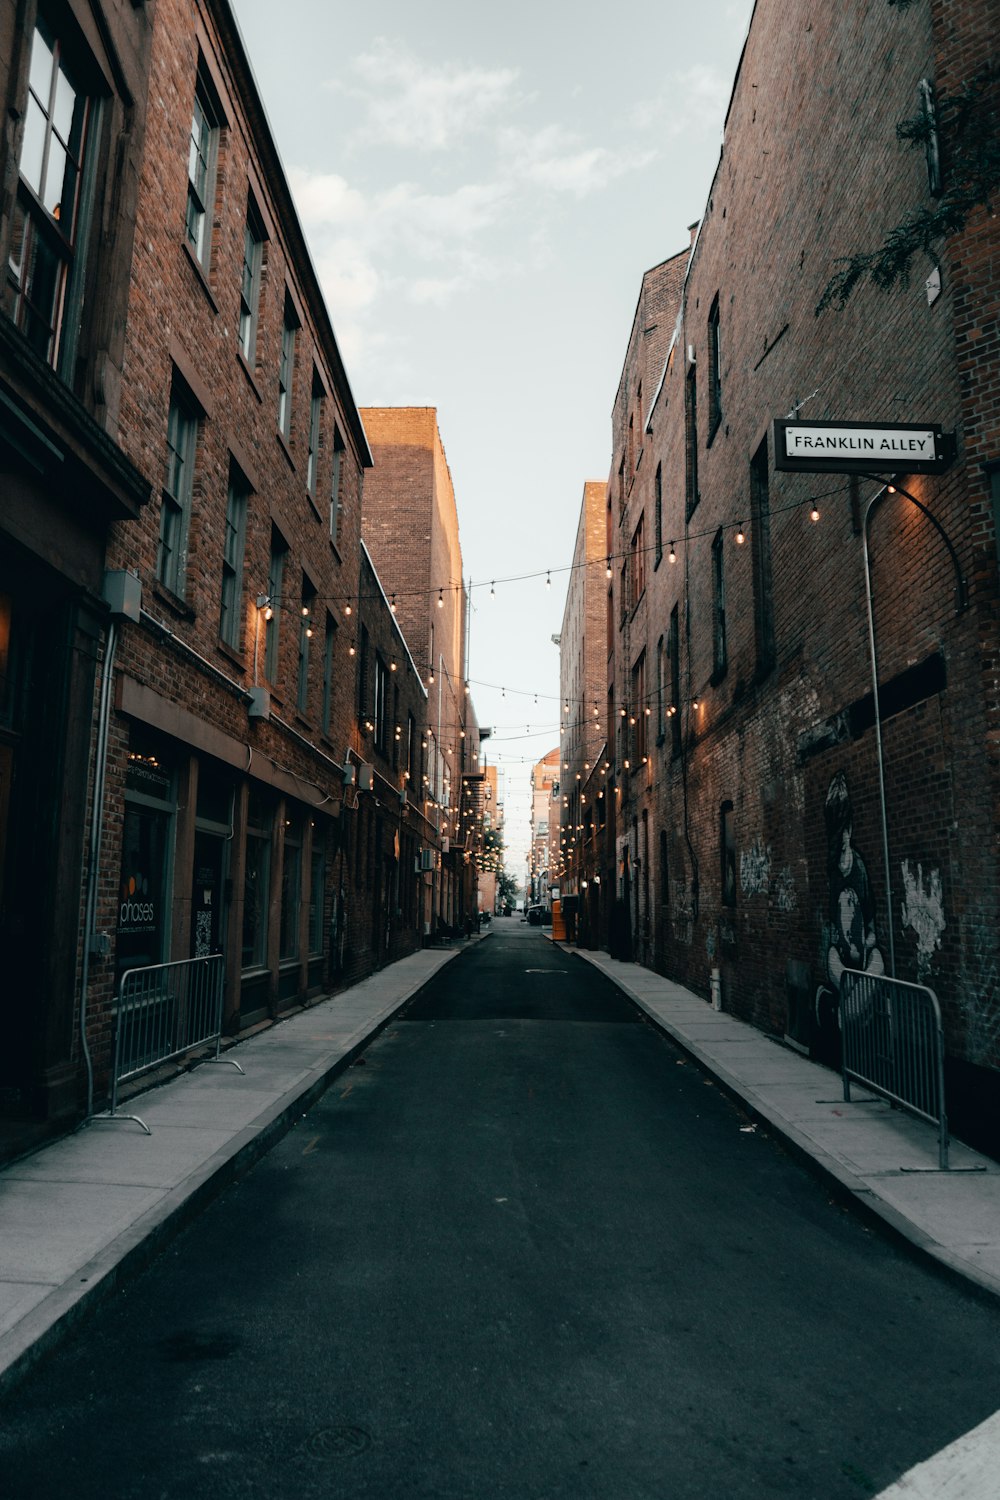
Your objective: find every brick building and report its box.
[528,748,560,908]
[360,407,481,935]
[0,0,155,1128]
[0,0,434,1141]
[558,481,610,945]
[601,0,1000,1145]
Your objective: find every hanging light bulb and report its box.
[344,603,352,616]
[490,580,495,599]
[669,542,677,563]
[348,639,356,657]
[735,523,745,545]
[810,504,820,523]
[605,558,612,578]
[390,594,397,613]
[546,571,551,590]
[437,589,444,608]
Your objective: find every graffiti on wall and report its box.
[739,839,771,897]
[774,868,798,913]
[813,772,884,1056]
[823,771,885,987]
[900,861,945,980]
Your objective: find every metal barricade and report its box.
[840,968,949,1169]
[96,955,244,1134]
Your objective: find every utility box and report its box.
[247,687,270,719]
[102,570,141,622]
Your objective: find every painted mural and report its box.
[814,771,884,1058]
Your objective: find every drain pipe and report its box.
[79,615,118,1120]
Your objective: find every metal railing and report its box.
[840,968,949,1169]
[95,955,243,1134]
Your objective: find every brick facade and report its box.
[600,0,1000,1147]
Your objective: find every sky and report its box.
[229,0,755,883]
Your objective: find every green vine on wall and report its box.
[816,59,998,314]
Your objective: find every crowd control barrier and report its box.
[96,955,243,1134]
[839,968,949,1169]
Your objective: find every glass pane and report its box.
[52,64,76,143]
[280,839,301,959]
[242,833,269,968]
[42,137,66,215]
[28,27,54,111]
[19,97,47,194]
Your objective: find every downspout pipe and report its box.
[79,617,118,1121]
[860,476,969,979]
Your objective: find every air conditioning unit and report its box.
[418,848,435,872]
[441,836,450,854]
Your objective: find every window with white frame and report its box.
[219,463,249,648]
[330,426,345,545]
[238,196,265,364]
[158,386,199,596]
[185,69,219,268]
[277,295,297,439]
[6,16,93,371]
[307,372,323,494]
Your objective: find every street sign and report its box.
[773,419,952,475]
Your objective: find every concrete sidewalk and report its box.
[565,944,1000,1303]
[0,941,474,1396]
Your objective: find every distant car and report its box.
[526,904,544,925]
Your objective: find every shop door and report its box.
[191,828,227,958]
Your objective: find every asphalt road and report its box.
[3,923,1000,1499]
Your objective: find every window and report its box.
[307,372,323,494]
[278,295,297,439]
[238,196,264,364]
[158,386,199,596]
[712,528,727,678]
[669,604,680,754]
[392,684,400,770]
[322,612,336,736]
[242,790,271,969]
[406,713,416,784]
[6,17,92,370]
[373,654,388,753]
[297,576,316,714]
[280,817,301,960]
[630,514,645,608]
[606,584,614,660]
[308,843,325,956]
[721,800,736,908]
[264,528,287,683]
[186,70,219,267]
[220,464,249,648]
[654,462,663,566]
[750,439,776,676]
[357,625,369,725]
[632,652,647,763]
[619,563,628,628]
[685,362,699,519]
[707,295,722,439]
[330,427,345,545]
[656,634,666,742]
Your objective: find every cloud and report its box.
[344,39,522,151]
[499,124,655,199]
[629,63,734,139]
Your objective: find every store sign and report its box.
[773,420,952,475]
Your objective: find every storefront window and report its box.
[118,737,175,973]
[242,790,271,970]
[308,841,325,956]
[279,817,301,960]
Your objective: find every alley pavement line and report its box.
[874,1408,1000,1498]
[560,943,1000,1303]
[0,942,473,1397]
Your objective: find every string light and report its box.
[669,542,676,563]
[546,571,551,590]
[735,524,745,545]
[810,505,820,523]
[437,589,444,608]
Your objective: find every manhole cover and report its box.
[303,1426,372,1459]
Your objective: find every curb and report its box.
[561,943,1000,1307]
[0,946,465,1398]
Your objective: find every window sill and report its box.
[276,427,296,472]
[305,489,322,524]
[329,537,343,564]
[216,637,245,671]
[236,350,263,403]
[151,580,195,621]
[180,239,220,315]
[294,711,316,735]
[706,411,722,449]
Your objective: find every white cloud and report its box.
[498,124,655,199]
[345,39,522,151]
[629,63,733,139]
